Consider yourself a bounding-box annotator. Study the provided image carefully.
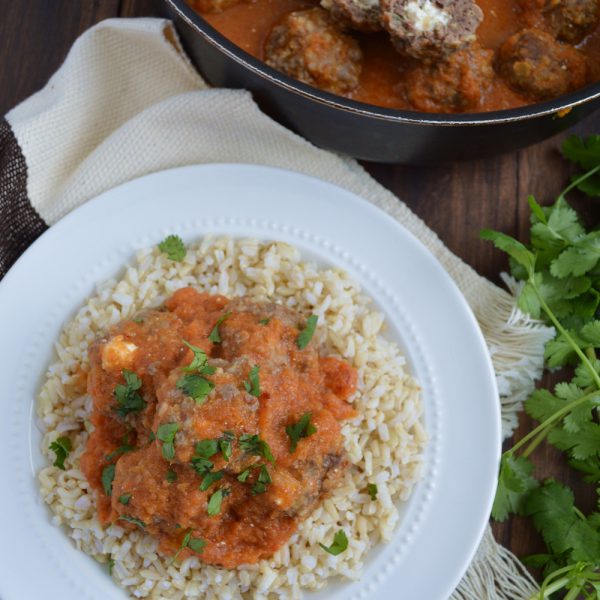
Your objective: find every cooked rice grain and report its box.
[37,237,425,599]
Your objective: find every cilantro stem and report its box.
[521,426,550,458]
[586,347,596,362]
[509,391,599,457]
[563,584,583,600]
[556,164,600,204]
[534,291,600,390]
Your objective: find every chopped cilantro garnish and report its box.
[188,537,207,553]
[49,436,71,470]
[118,493,132,505]
[319,530,348,555]
[239,433,275,463]
[259,318,270,326]
[219,431,235,461]
[207,488,230,516]
[208,312,231,343]
[286,413,317,453]
[243,365,261,398]
[132,316,144,324]
[157,423,179,461]
[366,483,378,500]
[166,469,178,483]
[102,464,116,496]
[190,439,219,476]
[114,369,145,418]
[106,443,135,462]
[181,340,215,375]
[177,373,214,405]
[200,470,224,491]
[251,465,272,495]
[107,557,115,575]
[158,234,186,262]
[237,468,251,482]
[296,315,318,349]
[117,515,146,529]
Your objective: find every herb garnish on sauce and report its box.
[102,464,116,496]
[319,530,348,555]
[172,530,207,563]
[177,374,214,405]
[158,235,186,262]
[244,365,261,397]
[208,312,231,343]
[296,315,318,349]
[286,413,317,453]
[251,465,272,495]
[166,469,178,483]
[114,369,145,417]
[181,340,216,376]
[117,515,146,529]
[239,433,275,464]
[199,470,224,491]
[157,423,179,461]
[118,493,132,505]
[49,436,71,470]
[207,488,230,516]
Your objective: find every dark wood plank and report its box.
[2,0,600,581]
[0,0,120,115]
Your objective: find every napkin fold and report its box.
[1,17,549,599]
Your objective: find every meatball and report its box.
[521,0,599,44]
[497,28,588,102]
[381,0,483,60]
[404,44,494,112]
[189,0,243,13]
[321,0,383,32]
[264,8,363,96]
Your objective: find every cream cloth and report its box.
[7,18,547,599]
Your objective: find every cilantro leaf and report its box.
[200,470,224,491]
[243,365,261,397]
[525,389,565,424]
[219,431,235,461]
[286,413,317,453]
[114,369,145,418]
[188,537,207,553]
[177,374,214,405]
[117,515,146,529]
[237,468,251,482]
[102,464,116,496]
[107,557,115,575]
[158,235,186,262]
[296,315,318,349]
[562,134,600,171]
[166,469,178,483]
[181,340,215,375]
[208,312,231,343]
[259,318,270,326]
[118,493,131,505]
[49,436,71,470]
[105,442,135,462]
[492,455,538,521]
[207,488,230,516]
[251,465,272,495]
[157,423,179,461]
[480,230,535,276]
[548,423,600,460]
[367,483,378,500]
[239,433,275,463]
[195,439,219,458]
[319,530,348,555]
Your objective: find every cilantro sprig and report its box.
[483,135,600,599]
[158,235,186,262]
[114,370,145,418]
[244,365,261,397]
[319,530,348,555]
[49,436,71,470]
[208,312,231,343]
[172,529,206,564]
[157,423,179,461]
[286,413,317,453]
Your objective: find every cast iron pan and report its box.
[159,0,600,164]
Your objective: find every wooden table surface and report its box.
[2,0,599,586]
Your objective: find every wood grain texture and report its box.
[1,0,600,582]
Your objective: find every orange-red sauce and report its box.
[196,0,600,113]
[80,288,357,568]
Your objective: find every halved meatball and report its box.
[381,0,483,60]
[189,0,244,13]
[321,0,383,32]
[404,43,494,112]
[497,28,588,102]
[264,7,363,96]
[521,0,599,44]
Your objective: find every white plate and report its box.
[0,164,500,600]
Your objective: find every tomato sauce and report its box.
[80,288,357,568]
[195,0,600,113]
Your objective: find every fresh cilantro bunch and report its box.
[482,135,600,600]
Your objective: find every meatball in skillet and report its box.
[497,28,588,102]
[381,0,483,60]
[404,43,494,111]
[521,0,599,44]
[321,0,383,32]
[265,7,363,96]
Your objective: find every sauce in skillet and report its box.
[193,0,600,113]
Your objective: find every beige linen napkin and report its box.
[6,17,548,599]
